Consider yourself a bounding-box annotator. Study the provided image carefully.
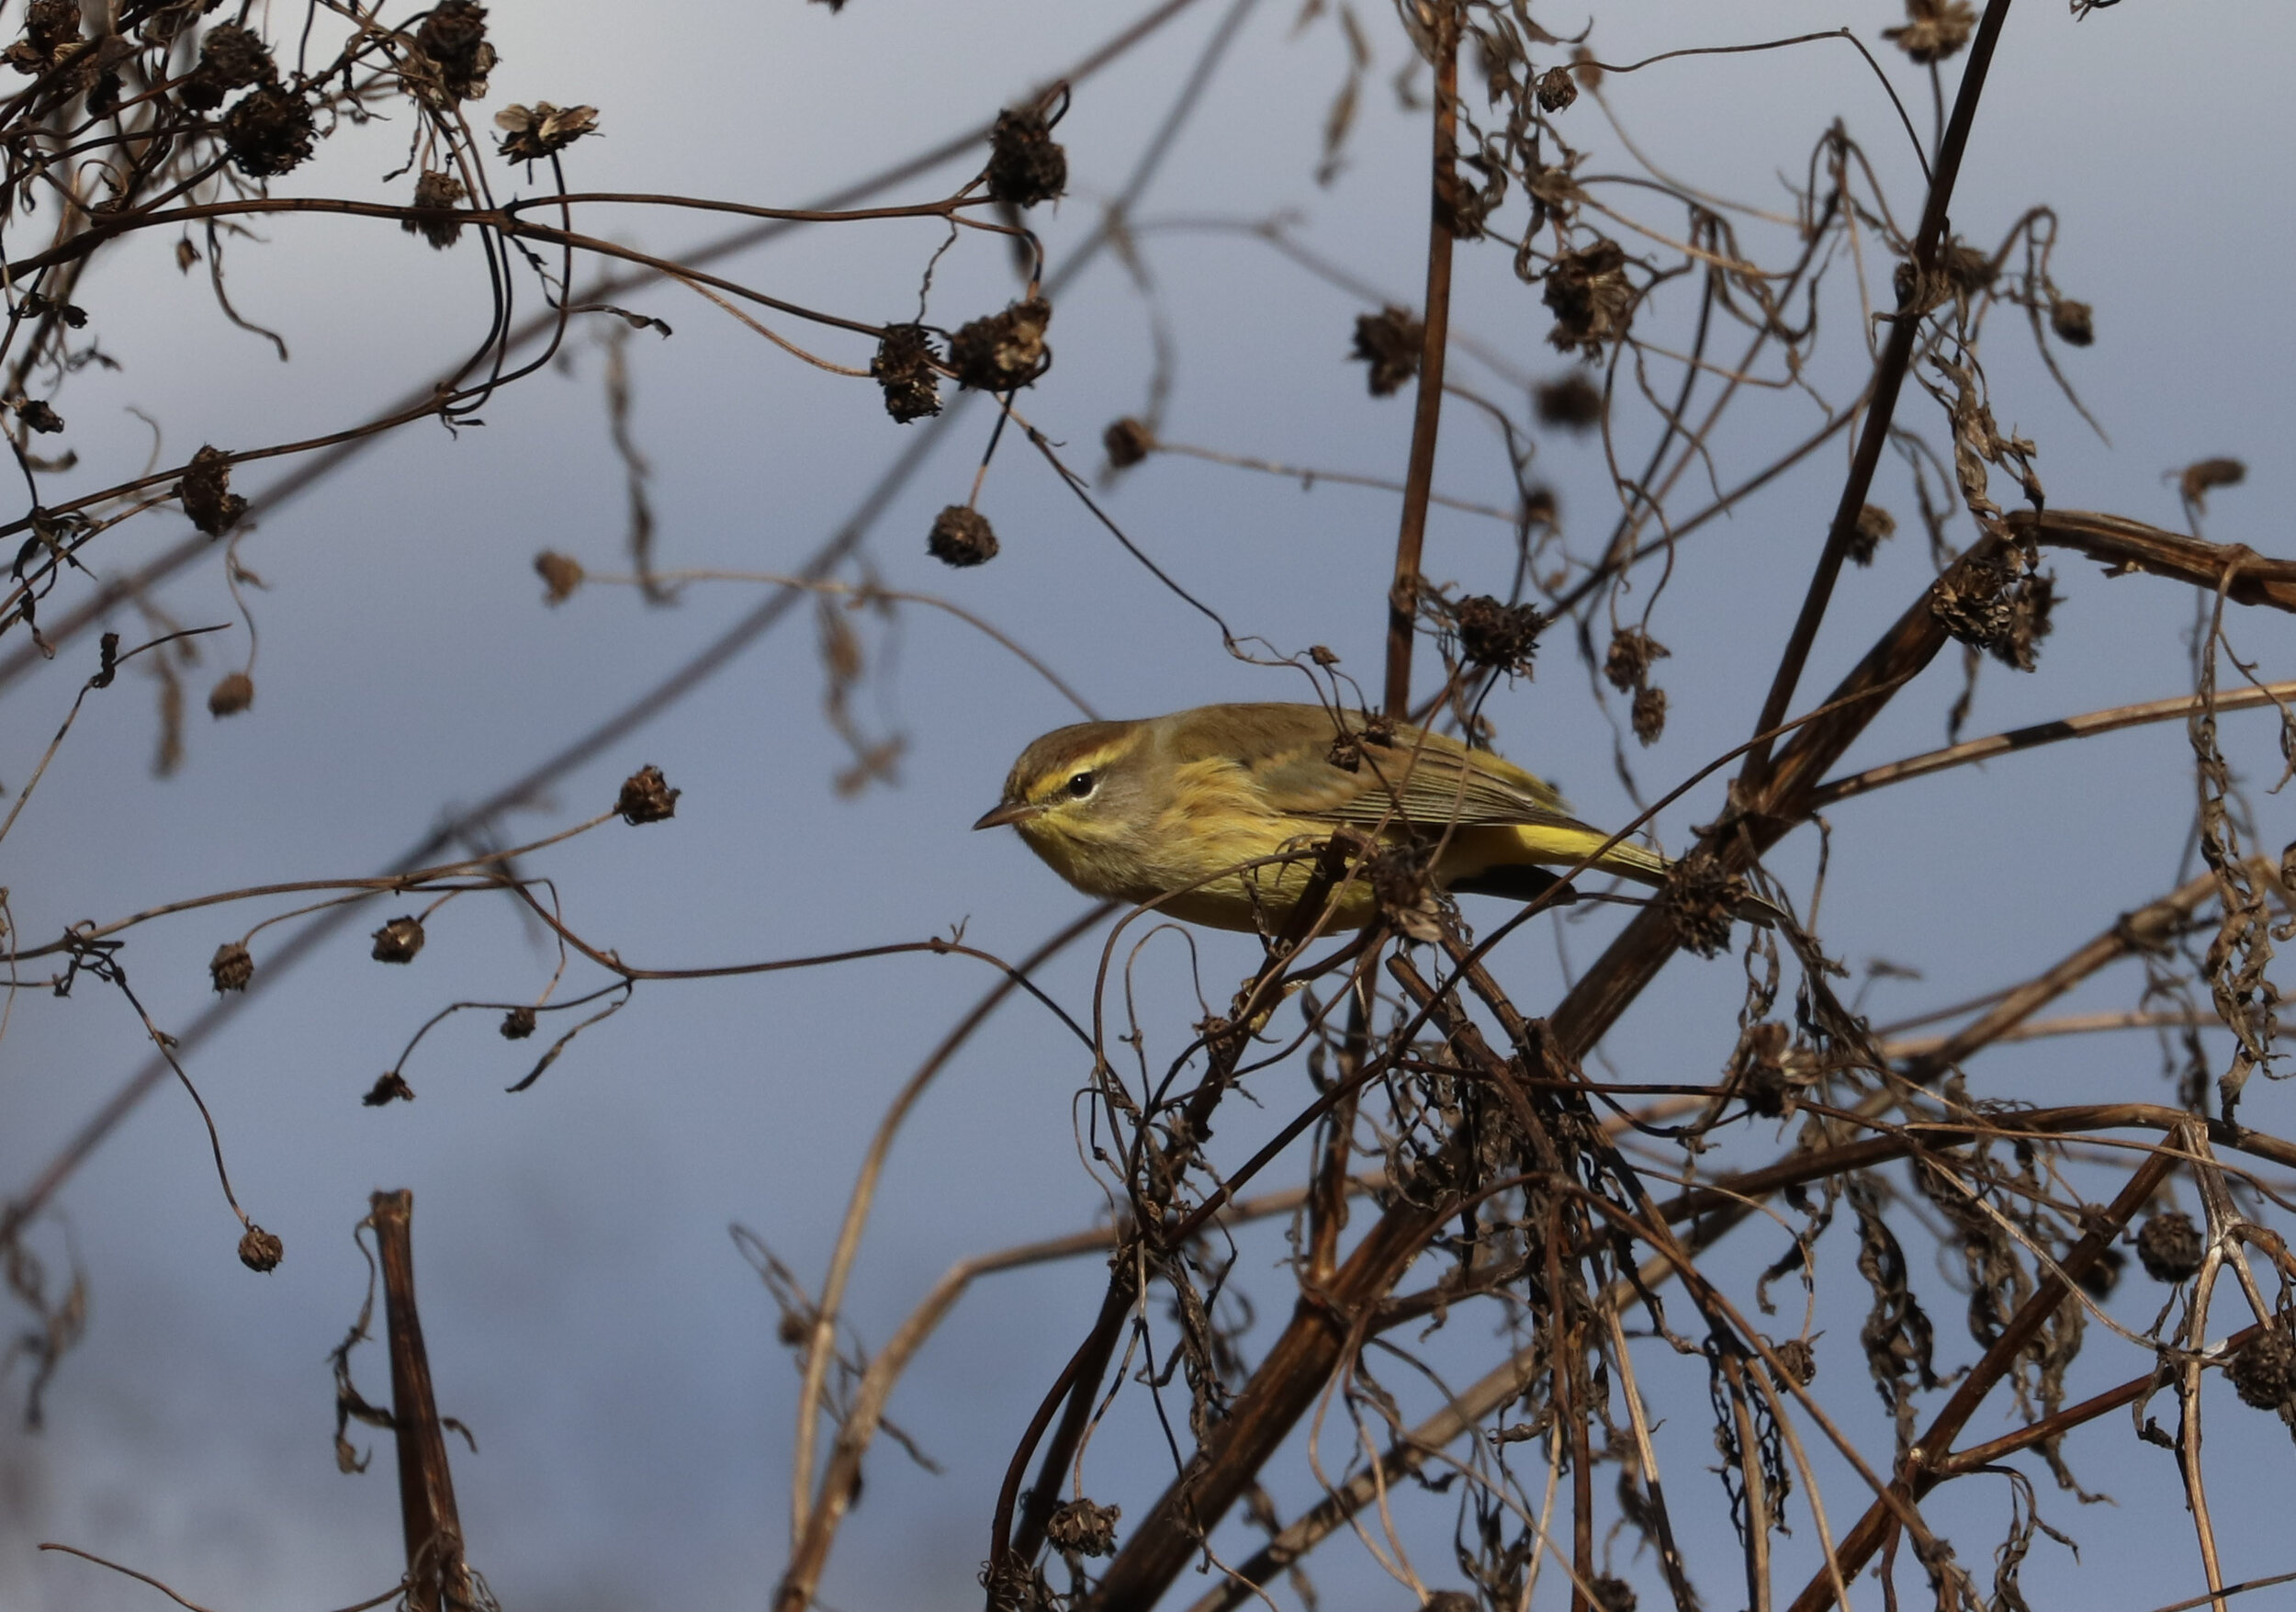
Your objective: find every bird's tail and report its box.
[1448,824,1782,927]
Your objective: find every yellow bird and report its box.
[973,701,1682,934]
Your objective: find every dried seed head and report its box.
[1350,305,1423,397]
[1102,415,1154,468]
[404,169,467,250]
[1544,240,1634,356]
[411,0,495,104]
[1938,240,1995,296]
[180,445,247,535]
[500,1006,537,1040]
[1525,485,1559,527]
[2049,296,2094,347]
[207,671,254,716]
[1730,1021,1794,1117]
[535,549,584,603]
[178,22,276,110]
[1603,626,1668,693]
[1044,1496,1121,1558]
[1591,1575,1638,1612]
[1570,45,1603,90]
[1367,841,1445,942]
[13,398,61,434]
[1847,502,1896,567]
[1630,684,1667,746]
[237,1225,284,1272]
[3,0,77,73]
[495,102,598,163]
[362,1071,415,1106]
[949,298,1052,391]
[1768,1336,1818,1388]
[1308,644,1341,668]
[221,84,316,177]
[1661,851,1745,959]
[1930,557,2053,671]
[1452,594,1542,677]
[1534,63,1579,113]
[1884,0,1976,64]
[2178,456,2245,513]
[209,941,254,993]
[1534,370,1602,431]
[2229,1325,2296,1411]
[985,105,1067,209]
[370,915,426,964]
[616,763,680,824]
[2077,1246,2124,1301]
[869,324,942,423]
[2135,1209,2203,1282]
[928,505,999,568]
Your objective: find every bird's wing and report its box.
[1255,723,1591,833]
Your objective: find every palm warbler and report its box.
[974,701,1689,934]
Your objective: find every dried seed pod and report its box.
[928,505,999,568]
[1768,1336,1818,1388]
[2076,1246,2124,1300]
[403,169,467,250]
[949,298,1051,391]
[535,549,584,603]
[1102,415,1153,468]
[2,0,77,73]
[1534,370,1602,431]
[179,445,247,535]
[985,105,1067,209]
[1730,1021,1793,1117]
[1630,683,1667,746]
[1452,595,1541,676]
[179,22,275,110]
[1350,305,1423,397]
[1938,239,1995,296]
[1884,0,1976,64]
[362,1071,415,1106]
[616,764,680,824]
[2135,1209,2203,1282]
[1544,239,1634,356]
[1603,626,1667,693]
[869,324,942,423]
[2049,296,2094,347]
[1044,1496,1120,1558]
[370,915,425,964]
[411,0,495,104]
[1590,1575,1638,1612]
[1847,502,1896,566]
[209,941,253,993]
[207,671,254,716]
[2178,457,2245,512]
[2228,1325,2296,1411]
[1534,63,1579,112]
[500,1006,537,1040]
[237,1226,284,1272]
[1930,556,2054,671]
[13,399,61,434]
[494,101,598,163]
[1660,851,1745,959]
[221,84,316,177]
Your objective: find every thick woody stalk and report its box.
[1381,2,1461,721]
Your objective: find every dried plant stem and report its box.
[1382,0,1460,721]
[367,1191,474,1612]
[787,906,1111,1547]
[1739,0,2015,790]
[2012,508,2296,613]
[1781,1139,2179,1612]
[1812,679,2296,807]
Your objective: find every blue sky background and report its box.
[0,2,2291,1608]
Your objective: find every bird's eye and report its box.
[1065,771,1097,799]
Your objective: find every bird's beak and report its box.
[973,799,1041,831]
